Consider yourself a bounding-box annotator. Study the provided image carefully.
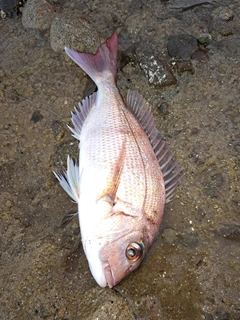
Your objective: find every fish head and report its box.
[84,204,158,288]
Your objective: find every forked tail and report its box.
[65,32,118,87]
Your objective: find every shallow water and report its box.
[0,1,239,319]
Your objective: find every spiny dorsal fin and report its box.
[68,92,97,140]
[127,89,183,202]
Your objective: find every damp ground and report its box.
[0,1,239,319]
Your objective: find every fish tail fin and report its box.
[65,32,118,87]
[53,156,80,203]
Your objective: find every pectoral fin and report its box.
[54,156,80,203]
[97,140,126,209]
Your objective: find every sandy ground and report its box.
[0,0,239,319]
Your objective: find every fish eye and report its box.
[126,242,144,261]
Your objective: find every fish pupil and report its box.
[126,242,143,261]
[128,248,136,258]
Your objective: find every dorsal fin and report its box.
[68,92,97,140]
[127,89,183,202]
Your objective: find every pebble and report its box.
[214,6,234,21]
[30,110,44,123]
[191,49,209,62]
[167,34,198,59]
[198,33,212,46]
[22,0,57,30]
[176,59,194,74]
[158,102,170,115]
[5,199,14,208]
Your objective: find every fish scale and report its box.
[54,32,183,288]
[79,88,162,218]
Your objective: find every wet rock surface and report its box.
[0,0,240,319]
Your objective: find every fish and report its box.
[54,32,183,288]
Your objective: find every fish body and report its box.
[54,32,183,288]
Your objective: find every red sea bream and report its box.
[54,32,183,288]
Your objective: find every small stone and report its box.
[5,199,14,208]
[190,127,200,135]
[198,33,212,46]
[0,10,7,19]
[176,59,194,74]
[217,7,234,21]
[191,49,209,62]
[158,102,169,115]
[57,307,65,318]
[22,0,57,30]
[167,34,198,59]
[31,110,43,123]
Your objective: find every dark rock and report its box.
[167,34,198,59]
[176,59,194,74]
[196,259,207,267]
[190,127,200,135]
[135,40,176,87]
[0,0,26,17]
[30,110,43,123]
[191,48,209,62]
[157,101,170,115]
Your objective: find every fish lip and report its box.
[103,262,115,288]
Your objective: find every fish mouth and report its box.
[103,262,115,288]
